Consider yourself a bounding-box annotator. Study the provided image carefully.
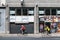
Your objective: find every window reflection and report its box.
[39,11,44,15]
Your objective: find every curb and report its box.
[0,33,60,37]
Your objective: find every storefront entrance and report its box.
[39,8,60,33]
[10,23,34,34]
[39,16,58,33]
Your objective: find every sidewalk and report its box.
[0,33,60,37]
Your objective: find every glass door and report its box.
[39,17,44,33]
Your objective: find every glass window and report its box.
[10,10,15,15]
[10,8,15,16]
[57,10,60,15]
[39,8,44,15]
[23,8,27,15]
[16,8,21,15]
[51,9,56,15]
[28,10,34,15]
[40,17,44,21]
[39,11,44,15]
[28,8,34,15]
[45,9,50,15]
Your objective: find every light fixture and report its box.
[21,0,24,5]
[21,0,23,1]
[36,3,38,7]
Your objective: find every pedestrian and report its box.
[40,24,44,33]
[20,25,26,35]
[52,22,57,33]
[44,25,50,35]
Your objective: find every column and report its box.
[34,3,39,34]
[5,4,10,34]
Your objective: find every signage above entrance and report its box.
[15,16,29,23]
[10,16,34,23]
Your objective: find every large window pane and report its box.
[57,10,60,15]
[39,17,44,21]
[10,8,15,16]
[10,10,15,15]
[23,8,27,15]
[39,8,44,15]
[39,11,44,15]
[28,10,34,15]
[16,8,21,15]
[45,9,50,15]
[28,8,34,15]
[51,9,56,15]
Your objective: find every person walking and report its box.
[44,25,50,35]
[20,25,26,35]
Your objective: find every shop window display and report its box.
[51,22,57,33]
[42,16,58,33]
[51,16,58,22]
[45,16,52,22]
[39,16,59,33]
[45,16,58,22]
[57,23,60,32]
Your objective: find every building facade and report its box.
[0,0,60,34]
